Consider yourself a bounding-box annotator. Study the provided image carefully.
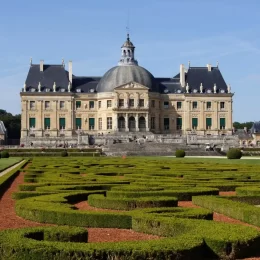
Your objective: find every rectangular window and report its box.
[76,118,82,129]
[89,101,95,109]
[98,118,102,130]
[206,118,212,129]
[107,117,112,130]
[139,99,144,107]
[76,101,81,109]
[45,101,50,109]
[164,118,169,130]
[206,102,211,109]
[29,118,36,128]
[220,118,226,129]
[119,99,124,107]
[151,100,155,108]
[44,118,50,130]
[98,101,101,108]
[151,117,155,129]
[60,101,65,109]
[30,101,35,109]
[89,118,95,130]
[164,101,169,109]
[177,102,182,109]
[129,99,134,107]
[59,118,65,130]
[192,101,198,109]
[107,100,112,108]
[177,117,182,130]
[192,118,198,129]
[220,102,225,109]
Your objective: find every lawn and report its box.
[0,157,23,172]
[1,156,260,259]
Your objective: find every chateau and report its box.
[20,34,233,145]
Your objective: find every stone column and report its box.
[135,114,139,132]
[213,101,218,130]
[145,114,149,131]
[200,101,204,131]
[114,114,118,131]
[125,114,129,132]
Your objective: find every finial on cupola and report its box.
[217,61,219,67]
[188,61,191,68]
[62,58,65,67]
[30,57,32,65]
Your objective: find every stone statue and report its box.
[38,82,41,92]
[186,83,189,93]
[23,83,26,92]
[53,82,56,92]
[68,82,71,92]
[227,84,231,93]
[200,83,203,93]
[213,84,217,93]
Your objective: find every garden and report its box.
[1,156,260,259]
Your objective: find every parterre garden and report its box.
[2,157,260,259]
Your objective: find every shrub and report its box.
[227,148,242,159]
[61,151,68,157]
[175,150,185,158]
[1,151,9,158]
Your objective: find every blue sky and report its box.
[1,0,260,122]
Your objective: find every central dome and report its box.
[96,65,157,92]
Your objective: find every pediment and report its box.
[114,81,149,90]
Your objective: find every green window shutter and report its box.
[76,118,82,129]
[177,118,182,129]
[89,118,95,130]
[206,118,212,128]
[76,101,81,108]
[220,118,226,128]
[192,118,198,128]
[207,102,211,108]
[29,118,36,128]
[59,118,66,129]
[44,118,50,129]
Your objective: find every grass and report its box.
[0,157,23,172]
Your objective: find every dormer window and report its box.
[177,89,182,94]
[193,89,198,93]
[45,88,50,92]
[60,88,65,92]
[89,88,95,93]
[76,88,81,93]
[206,89,212,94]
[30,88,36,92]
[220,89,225,93]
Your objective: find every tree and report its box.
[233,121,254,130]
[0,110,21,139]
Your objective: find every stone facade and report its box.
[20,34,233,146]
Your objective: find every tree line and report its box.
[0,109,21,139]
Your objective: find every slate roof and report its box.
[22,64,229,94]
[185,67,228,93]
[235,129,253,140]
[251,122,260,133]
[0,121,6,135]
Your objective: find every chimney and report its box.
[180,64,185,87]
[40,60,44,72]
[68,60,72,85]
[207,64,212,71]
